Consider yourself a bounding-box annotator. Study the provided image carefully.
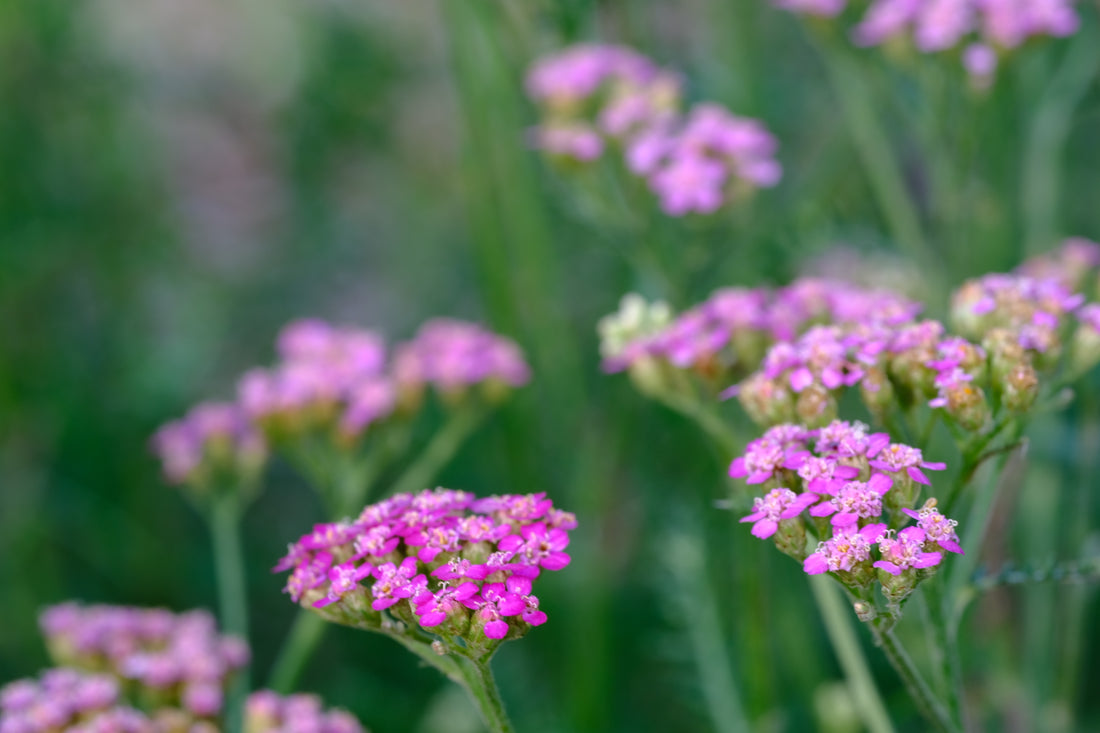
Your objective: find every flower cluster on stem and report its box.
[526,43,781,215]
[775,0,1080,84]
[244,690,364,733]
[275,487,575,655]
[38,604,249,725]
[732,420,961,610]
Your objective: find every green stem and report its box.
[808,576,896,733]
[390,407,488,497]
[455,655,516,733]
[871,623,957,733]
[1021,22,1100,257]
[809,27,934,274]
[924,577,965,729]
[268,611,327,693]
[669,530,753,733]
[209,494,248,733]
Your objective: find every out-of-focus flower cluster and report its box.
[276,487,575,652]
[732,420,961,606]
[603,241,1100,435]
[953,238,1100,379]
[39,604,249,724]
[526,43,781,216]
[0,668,152,733]
[599,278,921,403]
[151,403,267,493]
[245,691,362,733]
[152,317,529,497]
[775,0,1080,85]
[1,604,366,733]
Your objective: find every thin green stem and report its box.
[808,28,935,274]
[389,406,488,497]
[268,611,327,693]
[455,655,516,733]
[870,623,957,733]
[209,494,248,733]
[1021,22,1100,257]
[924,577,965,730]
[808,576,896,733]
[669,530,753,733]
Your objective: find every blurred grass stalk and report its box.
[209,492,249,733]
[806,25,935,277]
[1020,18,1100,258]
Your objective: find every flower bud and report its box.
[795,384,837,428]
[943,383,990,431]
[774,517,808,561]
[738,373,796,427]
[853,601,876,623]
[859,366,895,417]
[1002,363,1039,412]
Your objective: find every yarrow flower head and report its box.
[0,668,153,733]
[151,402,266,491]
[275,487,574,650]
[775,0,1080,83]
[526,43,780,216]
[37,603,248,722]
[392,319,531,401]
[245,690,365,733]
[601,278,923,409]
[730,421,962,604]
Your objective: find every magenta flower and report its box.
[313,562,374,609]
[804,523,888,574]
[874,527,943,575]
[729,437,806,483]
[498,523,571,571]
[369,557,423,611]
[797,456,861,495]
[903,505,964,554]
[809,474,893,526]
[415,583,479,628]
[740,488,820,539]
[868,442,947,485]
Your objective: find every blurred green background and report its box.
[2,1,1099,731]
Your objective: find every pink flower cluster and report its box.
[153,318,530,485]
[0,669,151,733]
[734,308,1001,428]
[732,421,961,593]
[276,488,575,643]
[245,690,364,733]
[38,604,249,721]
[1018,237,1100,291]
[526,43,781,215]
[951,272,1084,354]
[151,402,266,486]
[603,278,921,379]
[776,0,1080,81]
[391,319,531,395]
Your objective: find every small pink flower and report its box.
[740,488,820,539]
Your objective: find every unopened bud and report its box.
[1002,363,1039,412]
[860,366,895,416]
[853,601,876,623]
[944,383,990,431]
[431,640,449,656]
[795,384,837,428]
[738,373,795,427]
